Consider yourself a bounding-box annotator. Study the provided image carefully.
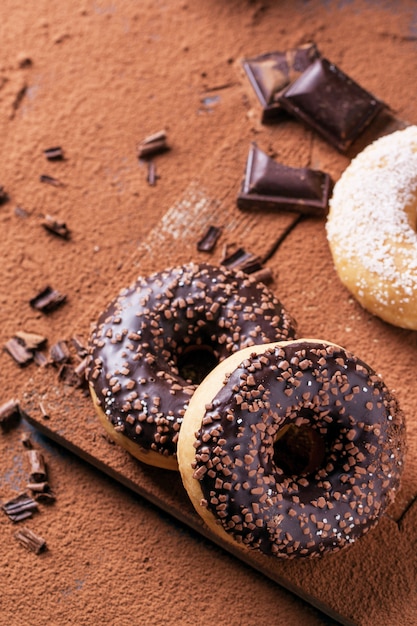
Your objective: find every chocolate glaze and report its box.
[192,341,405,558]
[86,263,297,460]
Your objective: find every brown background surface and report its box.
[1,1,417,625]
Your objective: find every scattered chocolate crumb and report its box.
[14,205,29,218]
[44,146,64,160]
[197,225,221,252]
[17,55,33,69]
[137,130,169,158]
[14,526,47,554]
[41,214,70,239]
[29,286,67,313]
[0,185,9,205]
[2,493,38,522]
[0,399,21,432]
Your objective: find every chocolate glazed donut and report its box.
[178,339,405,557]
[86,263,297,470]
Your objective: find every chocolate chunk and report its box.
[278,57,386,152]
[237,143,332,216]
[197,225,221,252]
[30,286,66,313]
[242,43,320,122]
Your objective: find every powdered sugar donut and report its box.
[326,126,417,330]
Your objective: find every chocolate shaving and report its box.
[278,57,386,152]
[33,350,50,367]
[26,481,49,493]
[0,399,21,431]
[147,160,158,186]
[248,267,273,285]
[137,130,169,158]
[39,174,63,187]
[221,246,263,274]
[21,433,33,449]
[30,286,67,313]
[49,339,70,364]
[4,337,34,366]
[26,449,47,482]
[38,402,50,420]
[71,334,88,358]
[74,356,89,378]
[27,480,56,503]
[44,146,64,160]
[41,214,70,239]
[2,493,38,522]
[197,225,221,252]
[58,362,84,387]
[15,526,47,554]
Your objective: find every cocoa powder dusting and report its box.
[1,1,417,625]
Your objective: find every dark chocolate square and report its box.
[278,57,386,151]
[241,43,320,122]
[237,143,332,216]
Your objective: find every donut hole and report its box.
[273,423,327,476]
[177,345,219,384]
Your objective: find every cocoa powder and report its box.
[1,1,417,624]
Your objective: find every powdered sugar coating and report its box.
[326,125,417,329]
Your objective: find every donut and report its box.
[177,339,405,558]
[326,125,417,330]
[86,262,297,470]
